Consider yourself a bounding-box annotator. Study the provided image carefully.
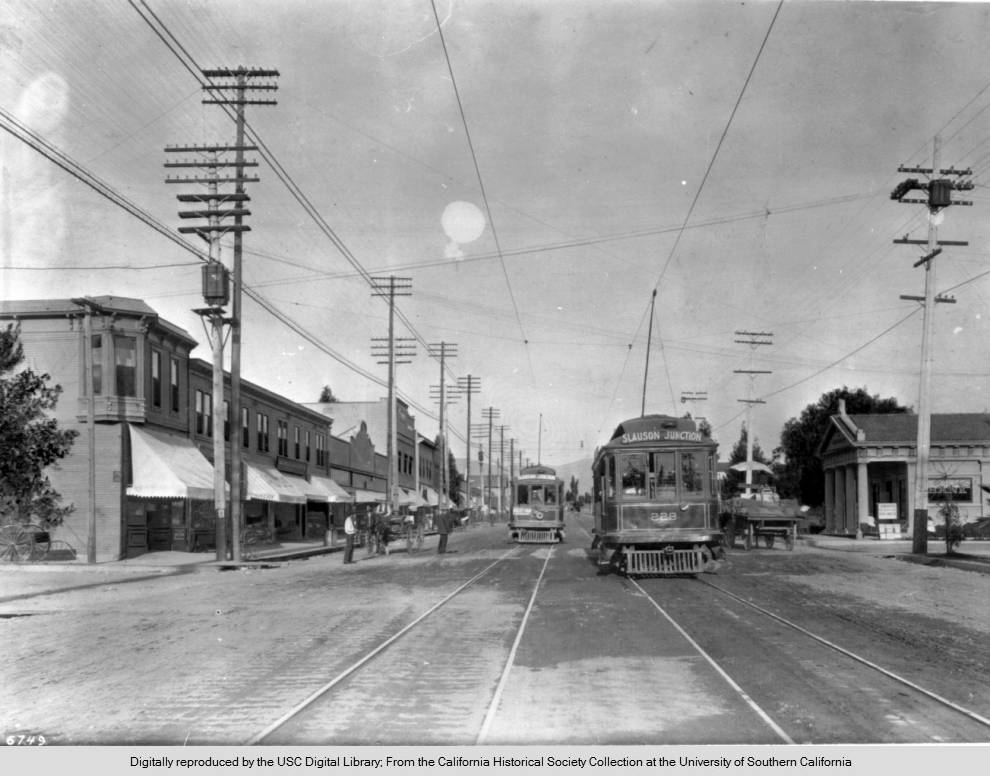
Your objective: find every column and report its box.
[835,467,846,534]
[845,465,857,535]
[824,468,835,533]
[857,461,869,536]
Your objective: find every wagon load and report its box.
[722,491,803,550]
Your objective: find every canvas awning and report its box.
[399,488,426,507]
[127,425,220,501]
[350,488,386,503]
[245,464,308,504]
[307,476,352,503]
[729,462,774,475]
[422,487,440,507]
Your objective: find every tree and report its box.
[774,386,909,507]
[317,385,338,403]
[447,451,463,507]
[0,324,78,528]
[567,475,579,505]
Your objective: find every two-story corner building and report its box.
[819,401,990,537]
[0,296,351,560]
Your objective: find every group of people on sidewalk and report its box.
[342,507,453,565]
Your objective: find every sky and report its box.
[4,0,990,470]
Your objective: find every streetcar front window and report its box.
[545,486,556,504]
[681,451,703,493]
[517,485,529,505]
[607,455,616,497]
[650,452,677,500]
[622,453,647,496]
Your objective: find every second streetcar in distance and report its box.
[509,464,565,544]
[592,414,723,575]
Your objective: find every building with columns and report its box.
[819,401,990,536]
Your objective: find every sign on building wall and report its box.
[927,477,972,503]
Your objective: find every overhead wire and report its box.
[427,0,540,420]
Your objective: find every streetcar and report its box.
[591,414,723,575]
[509,464,565,543]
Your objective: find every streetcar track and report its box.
[244,546,523,745]
[629,578,795,744]
[694,576,990,731]
[475,545,555,744]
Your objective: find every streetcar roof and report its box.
[518,464,560,481]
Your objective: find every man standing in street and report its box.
[343,511,356,564]
[436,509,450,554]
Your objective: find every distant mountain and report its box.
[550,457,594,496]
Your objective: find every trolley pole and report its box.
[371,276,414,516]
[891,135,972,553]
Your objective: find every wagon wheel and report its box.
[0,523,35,562]
[27,525,50,560]
[763,534,776,549]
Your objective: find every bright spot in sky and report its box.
[442,201,486,259]
[954,326,963,335]
[681,180,687,186]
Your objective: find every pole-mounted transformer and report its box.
[202,261,230,308]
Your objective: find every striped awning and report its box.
[127,425,220,501]
[306,476,352,503]
[245,464,308,504]
[350,488,386,503]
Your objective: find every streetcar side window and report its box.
[621,453,647,496]
[681,451,703,494]
[651,452,677,499]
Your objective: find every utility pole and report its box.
[371,276,414,515]
[458,375,482,515]
[428,342,458,513]
[166,143,240,562]
[497,424,509,522]
[509,437,516,515]
[734,331,773,495]
[481,407,500,518]
[195,67,278,561]
[891,135,972,554]
[429,380,459,510]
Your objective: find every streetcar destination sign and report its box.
[621,429,702,444]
